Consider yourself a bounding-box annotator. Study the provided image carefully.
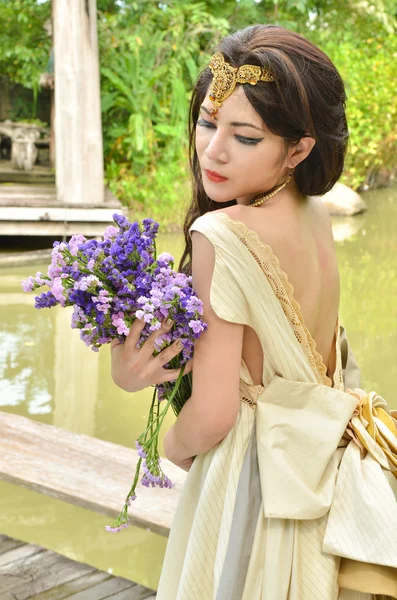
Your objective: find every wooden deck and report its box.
[0,183,120,208]
[0,412,186,538]
[0,158,125,237]
[0,181,125,237]
[0,533,157,599]
[0,160,55,185]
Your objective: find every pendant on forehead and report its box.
[207,51,275,116]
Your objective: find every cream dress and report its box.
[156,211,397,600]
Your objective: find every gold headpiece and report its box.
[208,51,275,116]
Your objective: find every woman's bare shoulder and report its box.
[211,204,246,219]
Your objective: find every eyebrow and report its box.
[200,105,264,132]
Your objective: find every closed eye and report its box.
[196,118,264,146]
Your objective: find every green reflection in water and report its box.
[0,189,396,589]
[335,187,397,400]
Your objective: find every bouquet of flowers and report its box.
[22,213,207,533]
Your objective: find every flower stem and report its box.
[139,364,186,440]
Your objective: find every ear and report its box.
[286,136,316,169]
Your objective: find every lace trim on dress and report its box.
[239,378,264,409]
[215,212,339,389]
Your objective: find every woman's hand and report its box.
[110,317,193,393]
[163,426,195,472]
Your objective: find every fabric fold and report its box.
[255,375,357,519]
[254,374,397,571]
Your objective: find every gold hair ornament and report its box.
[249,170,295,207]
[208,51,275,117]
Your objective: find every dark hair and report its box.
[178,24,349,275]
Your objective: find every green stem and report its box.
[149,387,157,441]
[138,364,186,440]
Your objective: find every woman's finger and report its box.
[157,368,182,384]
[139,318,174,361]
[152,337,183,366]
[157,358,193,384]
[123,316,147,351]
[110,338,121,349]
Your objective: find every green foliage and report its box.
[1,0,396,222]
[315,31,397,190]
[105,148,192,227]
[0,0,51,88]
[98,2,228,175]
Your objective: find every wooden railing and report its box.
[0,412,186,537]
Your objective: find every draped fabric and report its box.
[156,211,397,600]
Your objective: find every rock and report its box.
[311,182,367,216]
[331,216,365,242]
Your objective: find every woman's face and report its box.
[195,85,290,205]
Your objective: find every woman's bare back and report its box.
[219,197,340,386]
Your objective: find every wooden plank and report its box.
[0,544,44,568]
[0,537,25,556]
[108,584,157,599]
[0,548,96,598]
[0,542,39,565]
[60,577,136,599]
[0,221,123,237]
[0,185,120,207]
[0,537,156,599]
[0,207,123,222]
[28,570,112,600]
[0,187,56,199]
[0,171,55,184]
[0,412,186,537]
[0,162,51,175]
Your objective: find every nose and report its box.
[204,129,228,164]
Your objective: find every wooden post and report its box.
[53,0,104,204]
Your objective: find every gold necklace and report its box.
[248,170,295,207]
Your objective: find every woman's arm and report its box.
[164,230,244,463]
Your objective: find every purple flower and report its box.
[34,291,58,309]
[157,252,174,265]
[111,312,130,336]
[189,319,205,335]
[51,277,66,306]
[23,212,207,534]
[186,296,204,315]
[74,275,100,292]
[103,225,118,240]
[69,234,87,256]
[21,276,35,292]
[135,441,147,458]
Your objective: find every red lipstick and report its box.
[204,169,228,183]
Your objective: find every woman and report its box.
[111,25,397,600]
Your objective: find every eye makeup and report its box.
[196,118,264,146]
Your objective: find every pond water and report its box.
[0,187,396,590]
